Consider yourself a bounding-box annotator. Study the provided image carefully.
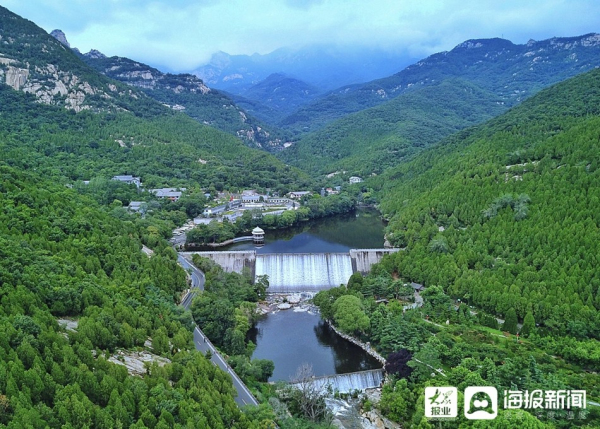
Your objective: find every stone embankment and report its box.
[326,322,386,365]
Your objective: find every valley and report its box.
[1,3,599,428]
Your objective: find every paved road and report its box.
[192,327,259,407]
[177,254,259,407]
[177,255,205,309]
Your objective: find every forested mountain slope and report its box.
[230,73,322,124]
[281,79,506,174]
[373,69,600,336]
[79,53,289,151]
[0,84,309,192]
[281,34,600,134]
[0,166,271,427]
[0,6,309,193]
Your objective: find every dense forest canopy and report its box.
[371,68,600,337]
[280,79,506,175]
[0,166,278,427]
[2,3,600,427]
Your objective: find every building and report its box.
[252,227,265,244]
[229,199,242,209]
[289,191,311,199]
[242,195,262,203]
[267,197,290,205]
[150,188,186,201]
[112,175,141,188]
[202,204,227,217]
[128,201,145,212]
[349,176,363,184]
[410,282,425,292]
[193,217,212,225]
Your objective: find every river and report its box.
[241,208,386,381]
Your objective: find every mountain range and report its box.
[2,4,600,427]
[193,45,415,94]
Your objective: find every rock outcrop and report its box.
[50,29,70,47]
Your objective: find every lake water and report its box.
[248,310,382,381]
[220,207,386,253]
[243,208,386,381]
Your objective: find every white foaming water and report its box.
[293,369,384,394]
[256,253,353,292]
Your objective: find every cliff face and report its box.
[0,9,158,114]
[88,54,211,95]
[0,53,99,112]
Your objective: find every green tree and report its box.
[332,295,370,334]
[521,311,535,337]
[379,378,415,422]
[503,308,518,335]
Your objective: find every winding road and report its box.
[177,254,259,407]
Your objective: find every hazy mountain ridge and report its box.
[193,45,415,94]
[78,52,288,150]
[280,34,600,133]
[229,73,322,123]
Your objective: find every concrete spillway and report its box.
[255,253,353,292]
[292,369,384,394]
[350,248,400,274]
[181,249,398,291]
[181,251,255,275]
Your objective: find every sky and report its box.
[2,0,599,72]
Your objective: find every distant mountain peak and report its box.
[453,38,514,51]
[84,49,107,59]
[50,29,70,48]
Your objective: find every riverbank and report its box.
[259,293,387,365]
[326,321,387,366]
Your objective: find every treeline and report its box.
[313,272,600,427]
[0,165,274,427]
[369,68,600,337]
[187,193,356,246]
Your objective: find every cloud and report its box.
[2,0,599,71]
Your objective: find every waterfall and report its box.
[293,369,384,394]
[256,253,353,292]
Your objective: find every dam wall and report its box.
[350,248,400,274]
[182,249,397,291]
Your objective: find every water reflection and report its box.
[203,208,386,254]
[250,311,381,381]
[314,321,380,374]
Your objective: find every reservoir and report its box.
[243,208,386,381]
[248,310,382,381]
[217,207,386,253]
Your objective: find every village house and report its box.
[128,201,144,212]
[112,175,141,188]
[202,204,227,217]
[266,196,290,205]
[149,188,186,201]
[289,191,311,199]
[410,282,425,292]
